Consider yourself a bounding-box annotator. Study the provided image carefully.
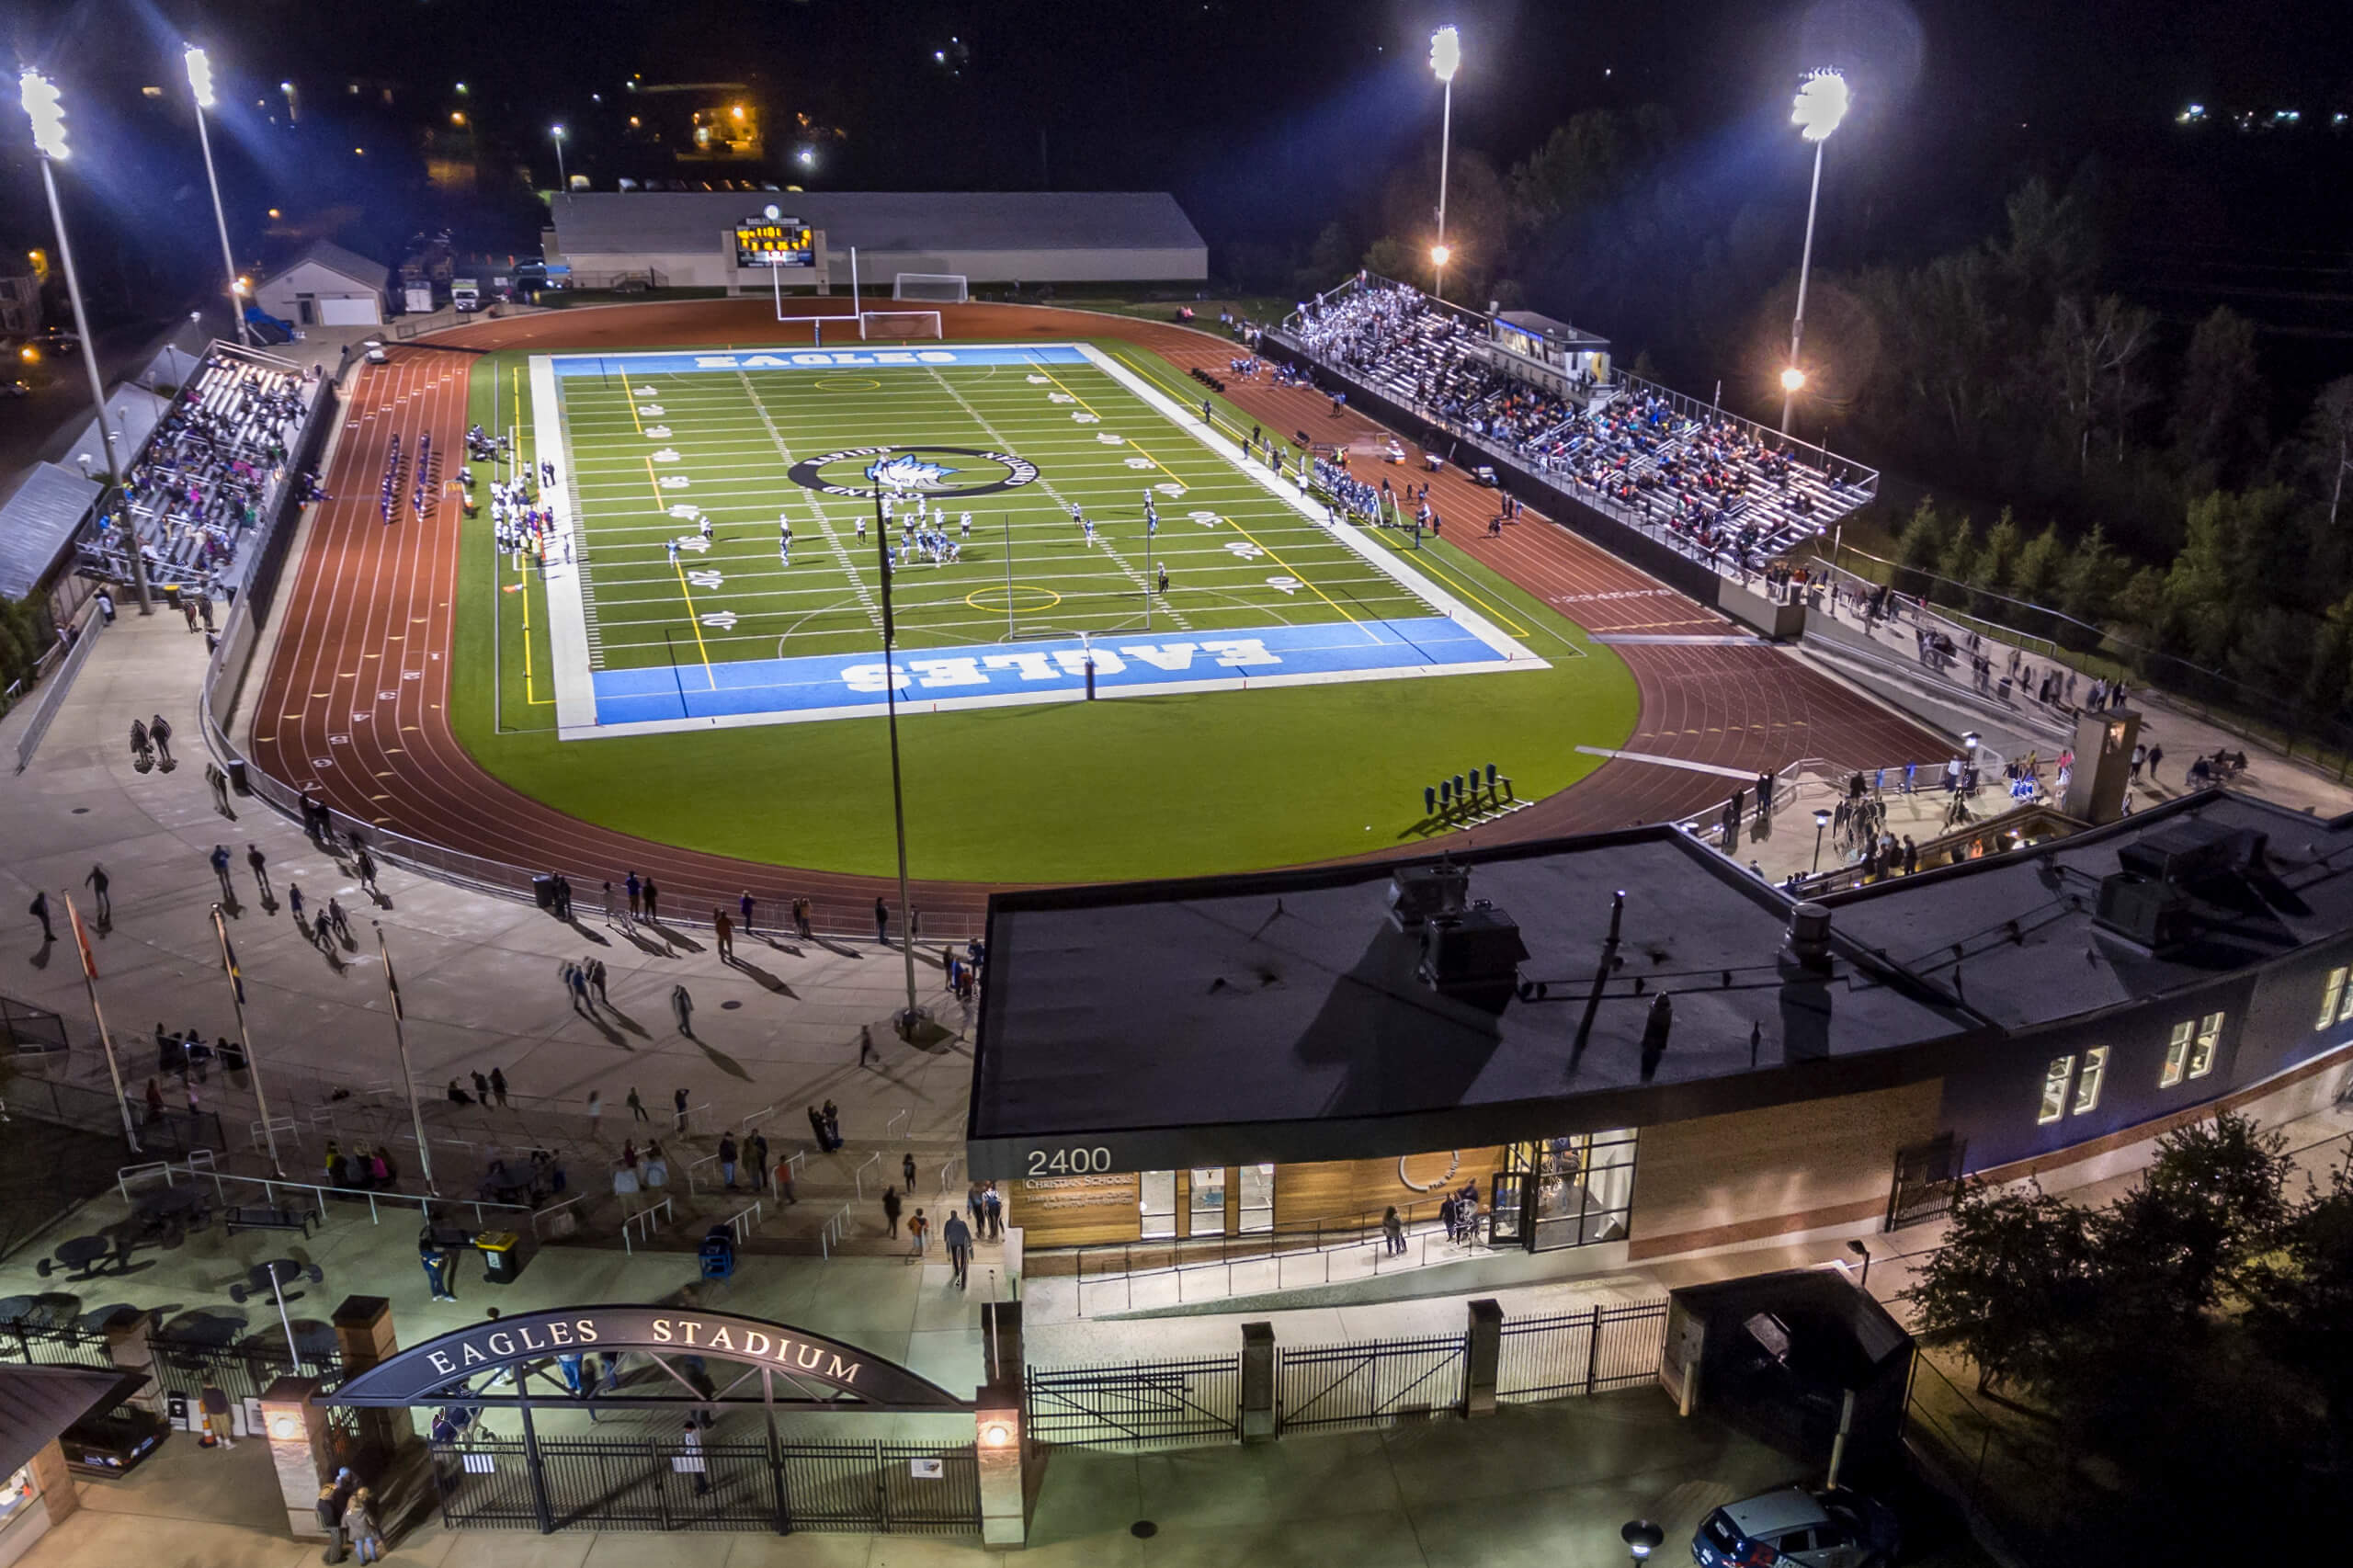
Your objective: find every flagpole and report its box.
[61,892,139,1155]
[211,903,284,1176]
[874,484,924,1038]
[373,922,438,1194]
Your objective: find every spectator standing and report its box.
[642,877,661,923]
[906,1208,928,1260]
[903,1152,916,1192]
[28,890,53,943]
[983,1183,1002,1239]
[586,1090,603,1138]
[671,983,694,1037]
[881,1186,903,1237]
[209,845,234,901]
[346,1487,383,1565]
[674,1087,690,1132]
[746,1130,768,1192]
[739,890,756,936]
[874,896,890,943]
[489,1067,509,1108]
[714,908,734,962]
[627,1086,648,1122]
[859,1024,880,1067]
[719,1133,739,1189]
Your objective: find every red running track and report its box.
[248,301,1941,927]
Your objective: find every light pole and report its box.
[1429,26,1460,301]
[1779,68,1849,437]
[550,124,570,200]
[1812,807,1833,873]
[184,48,250,347]
[19,68,153,612]
[873,486,925,1040]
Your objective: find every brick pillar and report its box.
[99,1306,162,1416]
[258,1376,332,1540]
[1464,1299,1503,1417]
[1239,1321,1276,1441]
[26,1438,77,1528]
[331,1295,413,1460]
[976,1301,1029,1550]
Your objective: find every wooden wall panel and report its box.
[1272,1147,1504,1230]
[1628,1081,1943,1258]
[1006,1173,1140,1247]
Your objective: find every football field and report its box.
[530,342,1540,734]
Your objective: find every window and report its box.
[2072,1046,2109,1114]
[2038,1055,2075,1124]
[1237,1164,1274,1233]
[2162,1020,2192,1087]
[1188,1166,1227,1237]
[1138,1170,1176,1239]
[2188,1011,2222,1079]
[2320,967,2348,1030]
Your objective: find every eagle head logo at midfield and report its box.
[867,453,956,491]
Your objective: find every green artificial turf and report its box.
[447,344,1636,883]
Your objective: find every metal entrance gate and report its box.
[431,1437,979,1536]
[1026,1356,1242,1449]
[1275,1334,1467,1433]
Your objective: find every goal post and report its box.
[858,310,944,341]
[892,273,969,303]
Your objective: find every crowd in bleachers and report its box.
[1287,279,1872,576]
[83,351,323,590]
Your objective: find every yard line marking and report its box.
[1213,515,1373,639]
[672,558,718,687]
[733,367,885,635]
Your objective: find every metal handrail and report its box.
[819,1203,852,1259]
[620,1195,673,1256]
[134,1156,529,1229]
[851,1152,881,1199]
[722,1198,764,1244]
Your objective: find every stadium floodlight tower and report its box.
[551,123,570,199]
[1779,68,1849,437]
[184,47,251,347]
[1429,26,1461,302]
[19,67,153,611]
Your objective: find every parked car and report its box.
[1692,1486,1899,1568]
[362,339,388,365]
[58,1403,169,1476]
[0,379,29,398]
[32,329,79,356]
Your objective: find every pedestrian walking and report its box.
[84,863,110,924]
[807,1103,828,1151]
[774,1153,798,1205]
[2147,743,2165,783]
[149,712,173,765]
[567,960,594,1015]
[881,1185,903,1237]
[983,1183,1002,1238]
[490,1067,509,1108]
[714,908,734,961]
[287,882,305,929]
[671,983,693,1036]
[28,889,53,943]
[356,846,377,894]
[419,1225,457,1301]
[628,1086,648,1122]
[206,844,234,902]
[626,871,642,919]
[822,1099,840,1148]
[95,587,114,624]
[674,1086,690,1131]
[746,1130,768,1192]
[242,843,270,902]
[588,955,608,1004]
[680,1420,710,1496]
[903,1152,917,1192]
[794,897,813,939]
[642,877,661,924]
[1382,1205,1405,1255]
[874,895,889,943]
[944,1210,972,1288]
[739,890,756,936]
[586,1089,603,1138]
[907,1209,928,1259]
[858,1023,880,1066]
[471,1071,491,1102]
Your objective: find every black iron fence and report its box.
[1026,1355,1242,1449]
[0,1316,118,1370]
[1495,1302,1669,1403]
[0,1314,340,1405]
[431,1436,978,1536]
[1275,1333,1468,1433]
[0,994,70,1055]
[3,1073,225,1159]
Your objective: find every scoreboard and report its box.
[734,219,814,268]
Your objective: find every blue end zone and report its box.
[592,618,1511,727]
[550,344,1092,379]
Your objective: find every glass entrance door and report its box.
[1487,1170,1532,1249]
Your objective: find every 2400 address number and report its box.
[1026,1146,1114,1176]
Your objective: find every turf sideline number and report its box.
[1028,1146,1113,1176]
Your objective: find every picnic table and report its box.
[36,1234,121,1279]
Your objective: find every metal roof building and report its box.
[544,190,1207,291]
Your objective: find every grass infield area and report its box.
[450,332,1637,882]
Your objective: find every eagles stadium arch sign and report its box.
[322,1306,971,1412]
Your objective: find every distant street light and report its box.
[1813,806,1834,872]
[1621,1520,1666,1562]
[18,67,153,611]
[1429,26,1460,301]
[551,123,570,199]
[1779,69,1850,437]
[186,47,251,347]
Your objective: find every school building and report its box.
[964,789,2353,1264]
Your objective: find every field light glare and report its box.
[1430,244,1452,267]
[184,47,216,109]
[1780,367,1806,392]
[1429,26,1461,84]
[1791,69,1849,142]
[20,68,69,159]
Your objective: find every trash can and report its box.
[224,758,250,795]
[475,1230,529,1285]
[531,874,556,911]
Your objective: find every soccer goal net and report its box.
[859,310,944,341]
[892,273,969,304]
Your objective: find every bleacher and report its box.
[78,347,324,592]
[1285,278,1876,578]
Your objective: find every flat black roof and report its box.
[1823,790,2353,1028]
[968,826,1982,1173]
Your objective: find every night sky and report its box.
[4,0,2349,339]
